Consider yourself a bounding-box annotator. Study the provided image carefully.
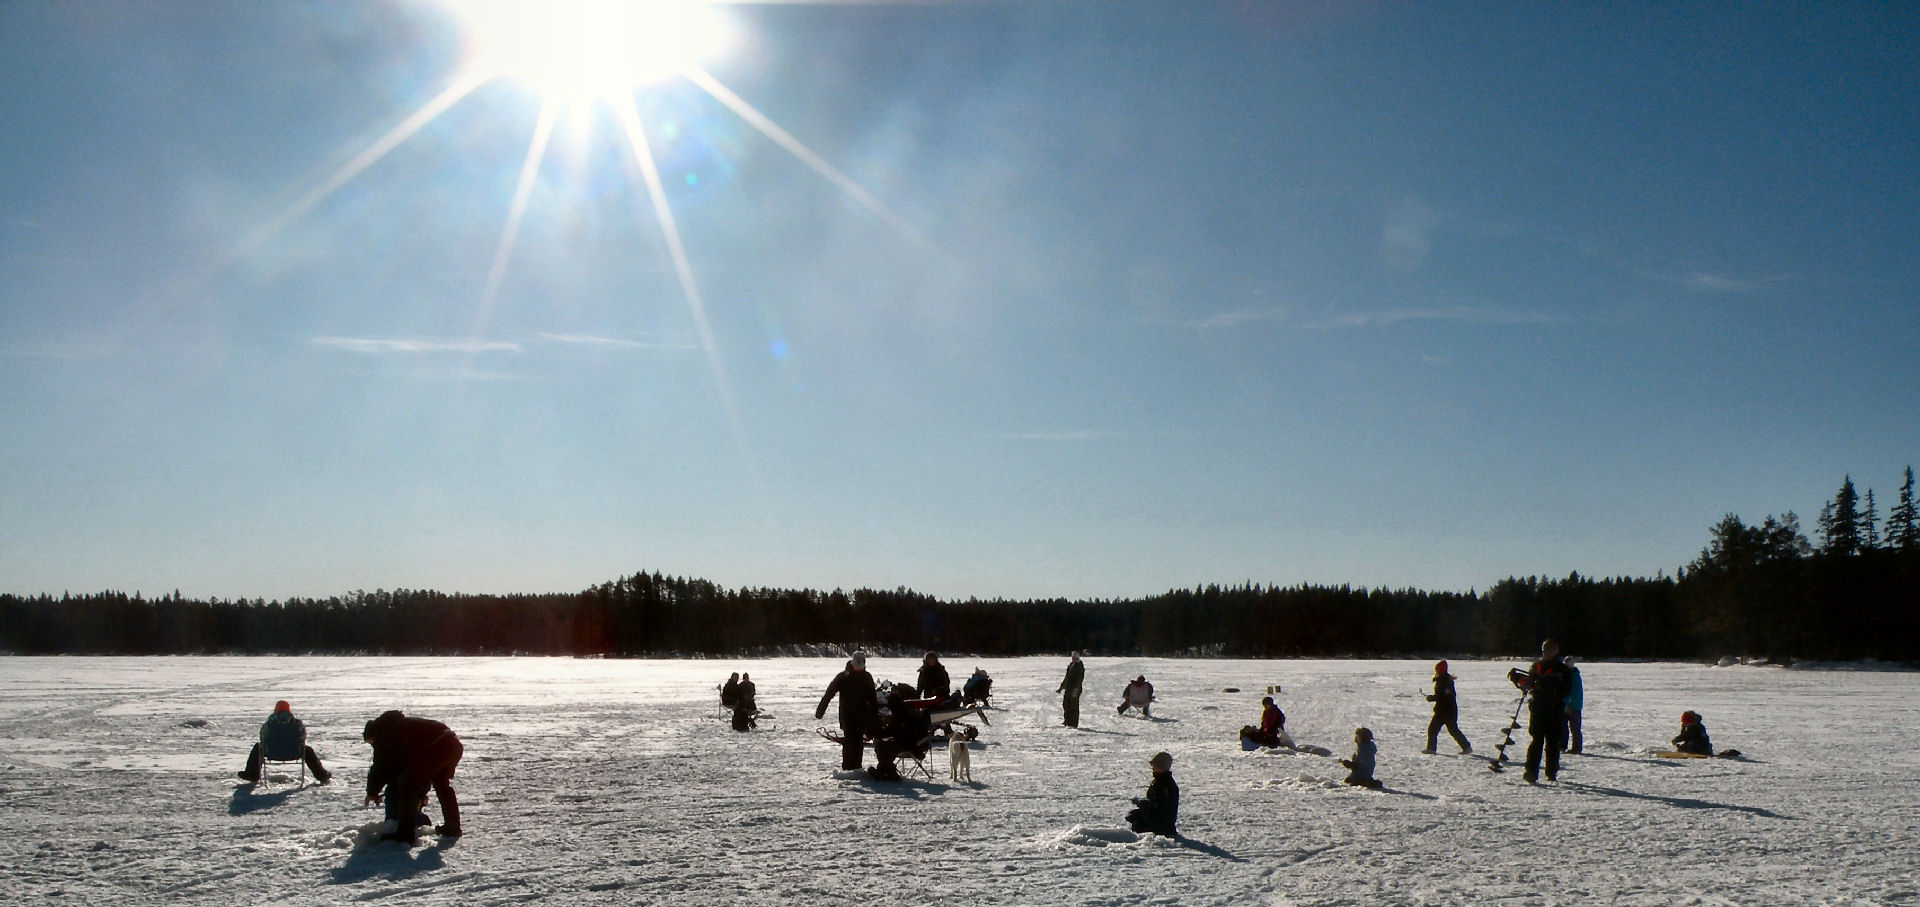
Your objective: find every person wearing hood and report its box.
[1422,660,1472,755]
[236,700,331,784]
[815,653,878,771]
[362,710,464,843]
[731,672,758,732]
[1340,727,1382,788]
[721,672,741,712]
[1126,751,1179,837]
[1057,653,1085,727]
[1672,710,1713,755]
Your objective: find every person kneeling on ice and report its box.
[1339,727,1382,789]
[1672,710,1713,756]
[1240,696,1293,749]
[1126,751,1179,837]
[363,710,464,843]
[237,700,332,784]
[1118,675,1154,717]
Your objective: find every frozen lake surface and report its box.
[1,655,1915,905]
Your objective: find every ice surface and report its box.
[0,656,1915,905]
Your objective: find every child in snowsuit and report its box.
[1117,676,1154,717]
[363,710,464,843]
[1562,657,1584,754]
[1673,710,1713,755]
[1241,696,1293,748]
[1423,661,1472,755]
[1126,751,1179,836]
[237,700,332,784]
[1340,727,1382,789]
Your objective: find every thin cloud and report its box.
[1194,309,1287,330]
[1306,306,1553,330]
[1382,196,1442,271]
[536,332,698,350]
[310,337,521,354]
[998,431,1121,442]
[1638,269,1786,294]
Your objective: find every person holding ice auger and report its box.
[1512,639,1573,783]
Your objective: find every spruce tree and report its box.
[1888,466,1919,551]
[1819,476,1863,556]
[1863,490,1881,550]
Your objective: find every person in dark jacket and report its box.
[1057,653,1085,727]
[916,652,951,700]
[1118,676,1154,717]
[721,673,741,712]
[1672,710,1713,755]
[869,686,934,781]
[1517,639,1573,783]
[1422,660,1472,755]
[731,673,758,732]
[1126,751,1179,837]
[362,710,463,843]
[815,654,879,771]
[237,700,331,784]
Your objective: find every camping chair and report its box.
[888,731,938,782]
[256,717,309,785]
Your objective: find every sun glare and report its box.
[447,0,732,101]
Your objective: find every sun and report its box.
[443,0,733,102]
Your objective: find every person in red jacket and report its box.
[363,710,464,843]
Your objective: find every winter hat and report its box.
[1356,727,1374,741]
[274,700,291,713]
[850,652,867,668]
[1681,710,1700,723]
[1434,660,1448,674]
[1135,675,1146,683]
[1149,751,1173,771]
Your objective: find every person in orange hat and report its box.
[1672,710,1713,755]
[1422,660,1472,755]
[236,700,331,784]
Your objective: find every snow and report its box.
[1,656,1916,905]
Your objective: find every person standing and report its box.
[731,672,758,732]
[1562,656,1584,754]
[1422,661,1472,755]
[815,653,878,772]
[1518,639,1573,783]
[362,710,464,843]
[1057,652,1085,727]
[1126,751,1179,837]
[916,652,951,700]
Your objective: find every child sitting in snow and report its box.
[1339,727,1382,789]
[1672,710,1713,755]
[1239,696,1293,749]
[1126,751,1180,836]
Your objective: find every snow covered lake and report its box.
[1,655,1914,905]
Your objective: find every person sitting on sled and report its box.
[236,700,332,784]
[721,672,741,712]
[961,668,992,707]
[1118,675,1155,717]
[1673,710,1713,755]
[1339,727,1382,789]
[1126,751,1179,836]
[1241,696,1293,748]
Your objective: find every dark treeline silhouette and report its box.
[5,471,1916,660]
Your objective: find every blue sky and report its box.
[3,2,1916,601]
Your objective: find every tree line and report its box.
[4,469,1915,661]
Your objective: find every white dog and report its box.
[949,734,972,782]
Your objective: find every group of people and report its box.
[233,701,464,845]
[812,651,958,781]
[720,672,759,731]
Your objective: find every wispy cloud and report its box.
[1306,306,1553,330]
[997,431,1121,442]
[309,337,522,354]
[1656,271,1787,294]
[536,332,698,350]
[1194,309,1288,330]
[1381,196,1442,271]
